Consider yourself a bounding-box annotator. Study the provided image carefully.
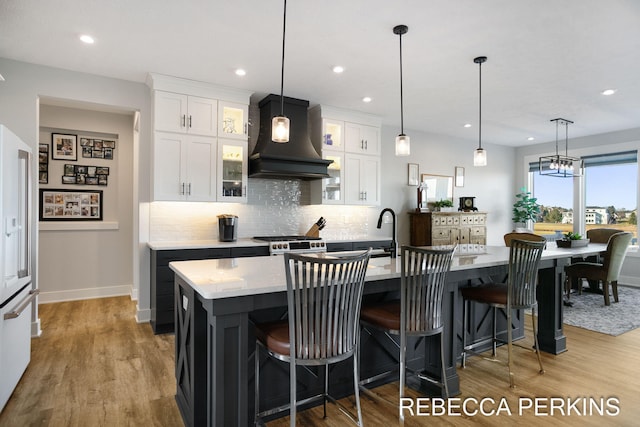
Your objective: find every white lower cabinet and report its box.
[344,153,380,206]
[153,132,217,201]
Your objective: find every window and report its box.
[528,150,637,244]
[530,167,574,237]
[583,151,637,243]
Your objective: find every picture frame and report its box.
[61,163,109,186]
[51,133,77,161]
[455,166,465,187]
[38,143,49,184]
[408,163,419,186]
[78,136,116,160]
[39,189,103,221]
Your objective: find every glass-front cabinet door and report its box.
[218,101,248,140]
[322,119,344,150]
[321,152,343,204]
[217,139,247,203]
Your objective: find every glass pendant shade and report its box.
[272,116,290,143]
[473,147,487,166]
[395,134,410,156]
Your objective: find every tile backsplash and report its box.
[149,178,383,241]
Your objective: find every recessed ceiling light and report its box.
[464,123,472,128]
[527,137,535,141]
[332,65,344,74]
[601,89,616,96]
[79,34,95,44]
[235,69,246,76]
[362,97,372,103]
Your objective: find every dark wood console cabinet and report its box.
[409,211,487,246]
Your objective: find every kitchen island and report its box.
[170,243,606,427]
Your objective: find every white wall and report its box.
[0,57,151,321]
[377,125,517,246]
[38,105,134,302]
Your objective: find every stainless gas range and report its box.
[253,236,327,256]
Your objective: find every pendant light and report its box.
[393,25,410,156]
[272,0,290,143]
[473,56,487,166]
[539,118,582,177]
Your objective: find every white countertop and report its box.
[148,236,392,250]
[169,243,607,300]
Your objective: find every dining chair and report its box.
[460,239,546,388]
[359,245,455,421]
[580,228,623,292]
[503,231,546,246]
[254,249,371,427]
[564,232,632,306]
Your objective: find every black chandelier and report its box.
[539,118,582,177]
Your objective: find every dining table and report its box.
[169,242,607,427]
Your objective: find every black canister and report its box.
[217,214,238,242]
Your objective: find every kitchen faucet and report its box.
[377,208,397,258]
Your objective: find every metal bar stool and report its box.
[460,239,545,388]
[359,245,455,422]
[254,249,371,426]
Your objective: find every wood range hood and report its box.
[249,94,332,180]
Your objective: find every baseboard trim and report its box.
[136,305,151,323]
[38,284,133,304]
[620,276,640,288]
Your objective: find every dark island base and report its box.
[174,257,568,426]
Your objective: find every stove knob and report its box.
[320,242,325,247]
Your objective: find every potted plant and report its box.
[512,187,540,231]
[433,199,454,212]
[556,231,590,248]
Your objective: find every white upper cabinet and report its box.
[154,91,217,136]
[320,118,345,150]
[218,101,249,140]
[345,122,380,155]
[310,150,344,205]
[147,73,252,202]
[309,105,381,206]
[344,153,380,206]
[217,139,248,203]
[187,96,218,136]
[153,132,217,201]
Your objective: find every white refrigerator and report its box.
[0,125,37,412]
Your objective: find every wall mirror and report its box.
[420,174,453,203]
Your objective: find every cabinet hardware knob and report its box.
[182,115,186,127]
[188,115,192,128]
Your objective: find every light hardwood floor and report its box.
[1,296,639,426]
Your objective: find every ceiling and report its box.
[2,0,639,147]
